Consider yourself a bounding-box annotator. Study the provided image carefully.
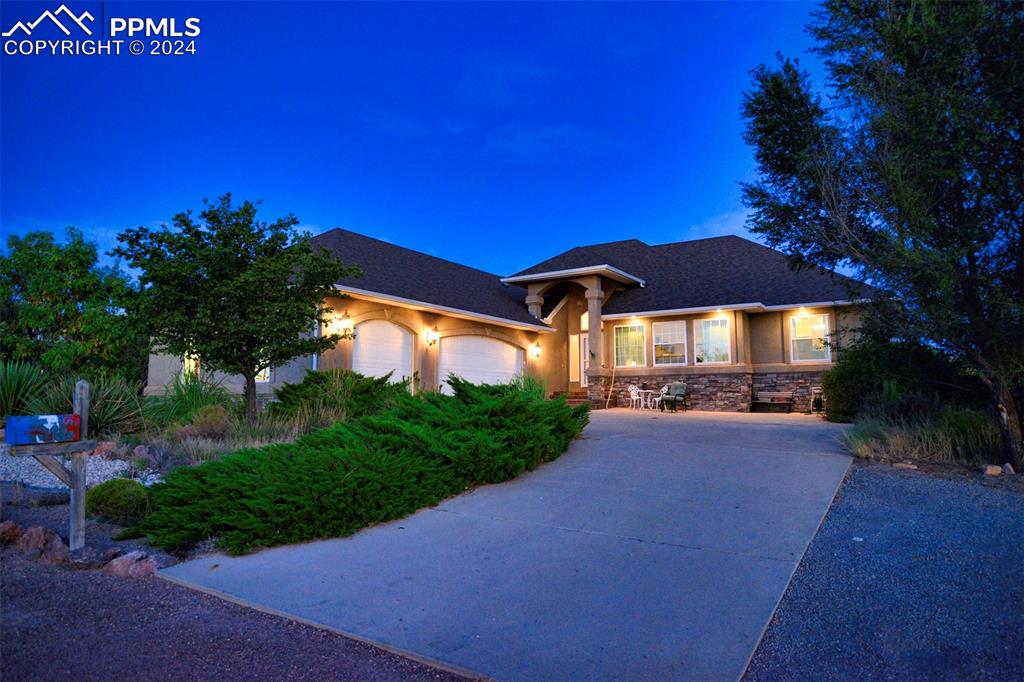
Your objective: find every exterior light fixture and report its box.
[528,343,542,359]
[424,326,440,347]
[335,312,355,339]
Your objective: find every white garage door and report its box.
[352,320,413,383]
[438,336,524,393]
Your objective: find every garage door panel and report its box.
[438,336,523,393]
[353,320,413,383]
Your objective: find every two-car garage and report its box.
[351,320,524,391]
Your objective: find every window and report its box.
[181,354,200,379]
[653,321,687,365]
[614,323,646,367]
[255,366,271,382]
[694,318,730,364]
[791,314,830,362]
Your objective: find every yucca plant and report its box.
[0,361,49,419]
[30,373,144,437]
[144,373,233,427]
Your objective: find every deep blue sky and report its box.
[1,1,823,276]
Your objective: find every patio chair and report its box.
[658,382,688,413]
[627,384,642,409]
[651,385,669,411]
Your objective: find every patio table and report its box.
[638,389,658,409]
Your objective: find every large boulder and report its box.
[102,549,158,577]
[15,526,49,557]
[0,520,22,545]
[41,534,68,564]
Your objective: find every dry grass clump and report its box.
[845,407,1001,466]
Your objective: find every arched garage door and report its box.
[352,320,413,383]
[438,336,523,393]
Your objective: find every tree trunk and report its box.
[243,372,258,422]
[992,381,1024,470]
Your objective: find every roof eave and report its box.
[501,264,645,287]
[601,299,862,320]
[333,285,555,333]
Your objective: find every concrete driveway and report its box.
[162,410,851,681]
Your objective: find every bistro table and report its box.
[638,389,658,409]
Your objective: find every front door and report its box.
[580,336,589,387]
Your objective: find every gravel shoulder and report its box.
[745,459,1024,680]
[1,505,465,681]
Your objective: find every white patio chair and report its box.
[651,385,669,411]
[627,384,642,409]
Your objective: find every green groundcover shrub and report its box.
[268,368,408,421]
[86,478,152,524]
[124,376,589,555]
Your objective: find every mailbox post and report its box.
[4,380,94,550]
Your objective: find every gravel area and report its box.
[745,460,1024,680]
[1,506,465,681]
[0,454,130,488]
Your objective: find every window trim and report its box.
[255,366,272,383]
[790,313,831,364]
[652,320,687,367]
[694,317,732,365]
[613,322,647,368]
[181,355,201,379]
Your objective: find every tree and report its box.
[113,194,359,419]
[0,228,147,382]
[741,0,1022,466]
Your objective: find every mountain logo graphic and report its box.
[2,4,95,37]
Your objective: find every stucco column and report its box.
[525,293,544,319]
[585,286,603,377]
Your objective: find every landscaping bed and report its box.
[745,459,1024,680]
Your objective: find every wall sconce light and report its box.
[528,343,542,359]
[424,326,440,347]
[334,312,355,339]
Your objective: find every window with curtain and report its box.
[694,318,730,364]
[614,324,645,367]
[653,321,687,365]
[791,314,830,362]
[255,366,271,382]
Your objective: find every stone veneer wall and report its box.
[587,369,826,412]
[751,371,825,413]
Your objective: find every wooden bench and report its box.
[752,390,795,413]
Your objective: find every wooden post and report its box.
[69,380,90,551]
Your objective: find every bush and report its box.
[0,361,48,418]
[821,339,985,422]
[86,478,151,524]
[269,369,409,425]
[144,374,233,427]
[125,379,589,554]
[28,373,144,437]
[844,406,1002,466]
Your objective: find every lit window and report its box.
[181,354,200,379]
[694,318,730,364]
[614,323,646,367]
[255,366,271,382]
[653,321,687,365]
[791,314,830,362]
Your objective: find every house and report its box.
[145,228,865,411]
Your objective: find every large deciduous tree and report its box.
[113,194,359,419]
[741,0,1022,466]
[0,228,147,382]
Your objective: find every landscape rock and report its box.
[42,534,69,564]
[893,462,918,470]
[65,546,112,570]
[128,557,159,578]
[103,550,146,577]
[15,526,49,557]
[983,464,1003,476]
[93,441,118,457]
[0,519,22,545]
[103,546,122,562]
[1003,463,1016,475]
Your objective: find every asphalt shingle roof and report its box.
[311,228,544,327]
[514,235,864,313]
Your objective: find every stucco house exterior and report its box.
[145,228,866,412]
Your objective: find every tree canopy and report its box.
[741,0,1022,465]
[0,228,147,382]
[113,193,360,418]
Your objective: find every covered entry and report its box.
[438,336,523,392]
[352,320,414,383]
